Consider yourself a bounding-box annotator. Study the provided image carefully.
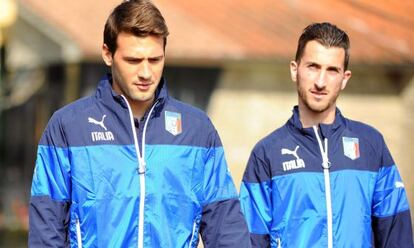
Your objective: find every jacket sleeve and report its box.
[239,143,272,248]
[372,138,413,248]
[29,113,71,247]
[199,128,251,248]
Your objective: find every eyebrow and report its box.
[305,61,342,72]
[327,66,341,72]
[305,61,321,67]
[150,55,164,59]
[122,55,164,61]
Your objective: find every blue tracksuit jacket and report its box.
[29,74,250,248]
[240,106,413,247]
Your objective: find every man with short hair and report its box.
[240,22,413,247]
[29,1,250,247]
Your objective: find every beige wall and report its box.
[402,76,414,212]
[208,62,295,187]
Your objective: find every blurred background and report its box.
[0,0,413,246]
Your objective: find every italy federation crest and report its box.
[342,137,360,160]
[165,111,182,136]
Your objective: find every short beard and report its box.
[296,75,339,114]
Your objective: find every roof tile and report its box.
[19,0,414,63]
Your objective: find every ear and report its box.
[290,61,298,83]
[102,44,113,66]
[341,70,352,90]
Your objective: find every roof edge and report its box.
[18,1,82,63]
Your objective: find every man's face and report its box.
[102,32,165,108]
[290,40,351,115]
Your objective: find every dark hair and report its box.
[295,22,350,70]
[103,0,169,54]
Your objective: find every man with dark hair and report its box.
[240,22,413,247]
[29,0,250,247]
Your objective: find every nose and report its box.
[315,70,327,89]
[138,61,151,80]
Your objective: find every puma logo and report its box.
[88,114,114,142]
[281,146,300,160]
[281,145,305,171]
[88,115,107,130]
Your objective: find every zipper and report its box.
[188,220,198,248]
[312,126,332,248]
[121,95,159,248]
[276,237,281,248]
[76,218,83,248]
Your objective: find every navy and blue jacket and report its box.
[240,106,413,247]
[29,74,250,248]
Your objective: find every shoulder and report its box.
[242,125,288,183]
[166,98,213,128]
[52,95,96,123]
[167,98,209,119]
[160,97,221,147]
[343,117,393,166]
[345,118,385,145]
[252,124,290,154]
[41,96,96,143]
[246,124,290,170]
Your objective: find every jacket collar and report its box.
[287,105,346,138]
[95,73,169,109]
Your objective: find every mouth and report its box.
[135,82,153,91]
[310,90,327,99]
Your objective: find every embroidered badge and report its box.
[342,137,360,160]
[165,111,182,136]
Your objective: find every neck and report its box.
[131,98,154,119]
[110,81,155,119]
[298,104,336,128]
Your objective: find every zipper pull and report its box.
[322,160,331,169]
[138,158,146,174]
[321,138,331,169]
